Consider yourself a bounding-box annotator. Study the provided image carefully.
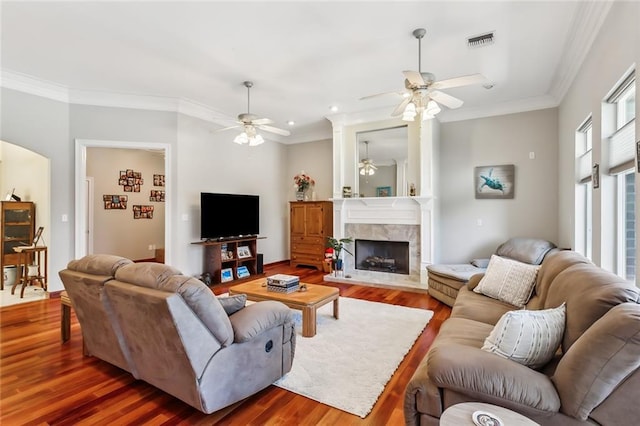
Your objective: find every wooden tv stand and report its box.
[192,236,265,285]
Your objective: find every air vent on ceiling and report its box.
[467,31,495,48]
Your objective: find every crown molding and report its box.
[548,0,614,103]
[1,69,69,103]
[438,94,558,123]
[1,69,236,127]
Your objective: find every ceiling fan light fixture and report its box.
[425,100,441,116]
[359,141,377,175]
[402,102,417,121]
[233,132,249,145]
[360,166,375,176]
[248,134,265,146]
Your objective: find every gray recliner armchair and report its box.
[60,255,296,414]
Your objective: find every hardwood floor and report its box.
[0,262,451,425]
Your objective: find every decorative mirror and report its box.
[356,126,408,197]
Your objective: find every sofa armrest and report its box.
[467,273,484,291]
[428,344,561,412]
[229,301,293,343]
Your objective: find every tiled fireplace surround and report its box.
[326,197,432,291]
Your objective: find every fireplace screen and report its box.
[355,239,410,275]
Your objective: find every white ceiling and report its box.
[0,1,611,144]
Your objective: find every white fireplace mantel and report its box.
[331,196,433,288]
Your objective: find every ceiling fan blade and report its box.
[430,90,464,109]
[257,124,291,136]
[213,124,242,133]
[360,90,404,100]
[431,73,487,90]
[251,117,273,125]
[403,70,426,87]
[391,97,412,116]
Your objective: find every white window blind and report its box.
[577,151,592,183]
[609,119,636,174]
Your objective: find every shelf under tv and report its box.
[192,236,265,285]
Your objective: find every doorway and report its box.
[75,139,171,264]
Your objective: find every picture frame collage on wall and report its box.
[150,174,165,202]
[132,205,154,219]
[119,169,143,193]
[103,195,127,210]
[106,169,163,217]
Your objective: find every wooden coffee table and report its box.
[229,278,339,337]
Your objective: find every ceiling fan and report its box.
[361,28,488,121]
[359,141,377,176]
[215,81,290,146]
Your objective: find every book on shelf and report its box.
[236,265,250,278]
[237,245,252,259]
[220,268,233,282]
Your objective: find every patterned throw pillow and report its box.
[482,303,566,368]
[473,255,540,307]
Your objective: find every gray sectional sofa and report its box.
[59,254,296,414]
[405,249,640,425]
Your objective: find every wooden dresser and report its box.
[290,201,333,270]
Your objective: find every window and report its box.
[607,72,635,281]
[622,172,636,281]
[575,118,593,259]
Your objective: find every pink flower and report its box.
[294,171,315,191]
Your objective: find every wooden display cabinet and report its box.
[1,201,36,290]
[290,201,333,270]
[192,236,265,285]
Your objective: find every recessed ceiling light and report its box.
[287,120,295,126]
[329,105,339,112]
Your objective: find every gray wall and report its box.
[558,0,640,272]
[1,89,71,291]
[438,108,559,263]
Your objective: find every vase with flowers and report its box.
[326,236,353,276]
[293,171,315,201]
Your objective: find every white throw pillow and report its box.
[482,303,566,369]
[473,255,540,307]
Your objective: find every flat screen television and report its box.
[200,192,259,240]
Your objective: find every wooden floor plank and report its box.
[0,262,450,424]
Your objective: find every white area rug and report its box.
[274,296,433,418]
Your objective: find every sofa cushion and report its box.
[427,343,561,413]
[495,237,556,265]
[229,300,293,343]
[67,254,132,276]
[526,250,591,310]
[450,286,515,325]
[552,303,640,420]
[474,255,540,307]
[544,262,640,352]
[218,294,247,316]
[114,262,182,287]
[482,303,566,369]
[115,263,234,346]
[427,263,485,282]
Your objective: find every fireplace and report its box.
[355,239,410,275]
[324,197,432,291]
